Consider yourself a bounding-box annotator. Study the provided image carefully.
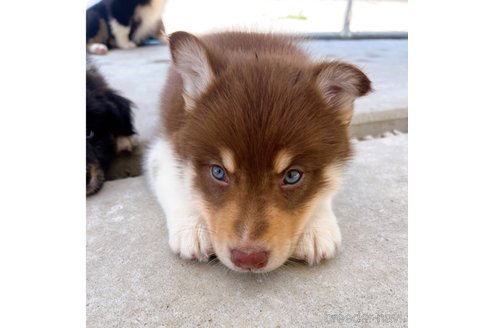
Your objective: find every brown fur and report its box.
[86,163,104,196]
[160,31,371,270]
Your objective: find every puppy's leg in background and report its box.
[292,200,342,265]
[109,19,136,49]
[87,10,110,55]
[115,135,139,153]
[145,138,212,261]
[87,43,108,55]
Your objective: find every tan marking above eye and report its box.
[220,148,236,174]
[273,149,293,174]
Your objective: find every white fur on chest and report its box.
[132,0,166,43]
[144,136,212,261]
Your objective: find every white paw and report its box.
[292,217,341,265]
[115,135,138,153]
[87,43,108,55]
[119,41,137,50]
[168,220,213,262]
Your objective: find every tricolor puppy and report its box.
[86,64,137,195]
[86,0,166,55]
[145,31,371,273]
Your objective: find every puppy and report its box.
[86,64,137,195]
[145,31,371,272]
[86,0,166,55]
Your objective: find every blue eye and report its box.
[283,169,302,185]
[211,165,227,182]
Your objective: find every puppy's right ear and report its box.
[169,31,214,111]
[313,61,372,125]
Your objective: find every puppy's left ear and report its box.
[169,31,215,110]
[313,61,372,125]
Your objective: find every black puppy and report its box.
[86,0,166,55]
[86,64,136,195]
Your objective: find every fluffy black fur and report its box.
[86,64,136,195]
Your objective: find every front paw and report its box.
[87,43,108,55]
[292,221,341,265]
[115,135,139,153]
[119,41,137,50]
[168,221,213,262]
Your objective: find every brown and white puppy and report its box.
[145,31,371,273]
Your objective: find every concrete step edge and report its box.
[106,109,408,181]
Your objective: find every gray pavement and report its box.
[90,38,407,179]
[86,134,408,328]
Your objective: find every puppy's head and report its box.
[169,32,371,272]
[86,66,136,196]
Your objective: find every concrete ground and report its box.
[90,38,407,179]
[87,135,408,328]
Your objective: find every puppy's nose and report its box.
[231,249,268,269]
